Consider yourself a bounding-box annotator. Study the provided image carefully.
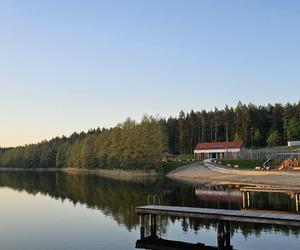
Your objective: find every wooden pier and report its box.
[136,206,232,249]
[136,205,300,227]
[240,186,300,194]
[240,186,300,211]
[136,205,300,249]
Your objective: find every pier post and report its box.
[217,221,232,250]
[224,221,231,249]
[140,214,145,239]
[299,194,300,213]
[296,193,299,213]
[150,214,157,237]
[217,221,225,250]
[247,192,250,208]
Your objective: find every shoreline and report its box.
[0,167,160,181]
[167,163,300,188]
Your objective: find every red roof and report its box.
[194,141,244,150]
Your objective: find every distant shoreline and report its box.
[0,167,160,180]
[167,163,300,188]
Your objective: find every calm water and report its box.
[0,171,299,250]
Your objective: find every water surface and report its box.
[0,171,299,250]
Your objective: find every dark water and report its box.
[0,171,299,250]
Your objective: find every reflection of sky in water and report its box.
[0,186,300,250]
[0,188,139,250]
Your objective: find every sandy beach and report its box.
[167,163,300,188]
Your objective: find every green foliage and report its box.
[267,130,282,147]
[2,101,300,169]
[234,133,242,141]
[287,117,300,141]
[253,129,262,147]
[0,117,166,170]
[164,102,300,154]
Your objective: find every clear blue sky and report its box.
[1,0,300,147]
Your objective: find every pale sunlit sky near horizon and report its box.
[1,0,300,147]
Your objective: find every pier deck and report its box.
[136,205,300,226]
[240,186,300,193]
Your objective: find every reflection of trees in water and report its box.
[164,217,300,239]
[194,185,298,212]
[0,172,161,230]
[0,172,300,238]
[249,192,297,212]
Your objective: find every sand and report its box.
[167,163,300,188]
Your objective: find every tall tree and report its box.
[287,117,300,141]
[267,130,282,147]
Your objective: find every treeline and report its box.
[163,101,300,154]
[0,117,166,169]
[1,102,300,169]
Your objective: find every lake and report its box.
[0,171,299,250]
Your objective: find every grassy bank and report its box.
[161,161,196,175]
[0,164,183,178]
[65,168,160,181]
[0,167,160,182]
[217,159,265,169]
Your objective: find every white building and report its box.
[194,141,245,160]
[288,141,300,147]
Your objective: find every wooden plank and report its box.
[136,205,300,227]
[240,186,300,193]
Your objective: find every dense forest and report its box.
[165,101,300,154]
[1,102,300,169]
[0,117,166,169]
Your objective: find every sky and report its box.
[1,0,300,147]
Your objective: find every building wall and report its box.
[194,150,241,160]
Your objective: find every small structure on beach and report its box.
[161,152,175,162]
[279,158,300,171]
[194,141,245,160]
